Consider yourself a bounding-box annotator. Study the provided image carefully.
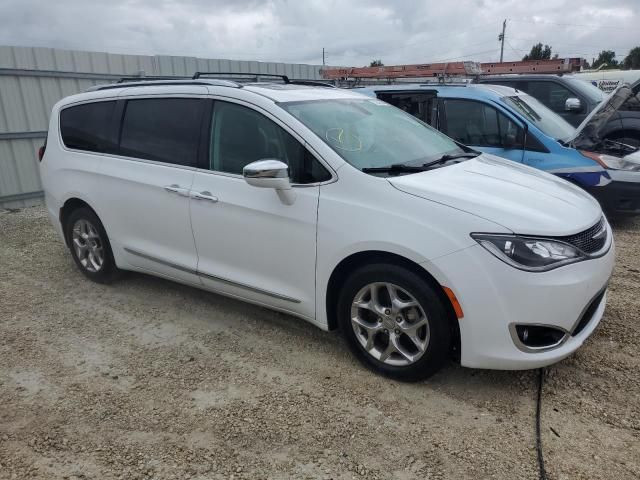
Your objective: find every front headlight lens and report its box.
[580,150,640,171]
[472,234,586,271]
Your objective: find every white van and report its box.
[574,69,640,93]
[39,75,614,380]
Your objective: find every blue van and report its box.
[356,83,640,215]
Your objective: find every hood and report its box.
[389,154,602,237]
[569,83,636,151]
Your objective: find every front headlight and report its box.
[471,234,586,271]
[580,150,640,171]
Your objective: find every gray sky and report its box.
[0,0,637,66]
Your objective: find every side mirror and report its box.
[243,159,296,205]
[243,159,291,190]
[565,97,582,112]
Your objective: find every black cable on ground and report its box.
[536,368,548,480]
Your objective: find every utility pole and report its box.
[322,48,325,66]
[498,19,506,63]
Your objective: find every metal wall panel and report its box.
[0,45,324,208]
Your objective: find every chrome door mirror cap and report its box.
[243,159,291,190]
[565,97,582,112]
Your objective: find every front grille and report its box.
[556,217,607,254]
[573,289,606,336]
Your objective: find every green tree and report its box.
[592,50,619,69]
[622,47,640,70]
[369,59,384,67]
[522,43,553,61]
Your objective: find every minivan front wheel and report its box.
[65,208,119,284]
[338,264,451,381]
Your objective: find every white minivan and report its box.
[39,75,615,381]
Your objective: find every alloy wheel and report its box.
[72,219,104,273]
[350,282,430,366]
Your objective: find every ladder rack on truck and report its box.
[320,61,481,80]
[320,58,583,81]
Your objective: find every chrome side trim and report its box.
[123,247,301,304]
[197,270,301,303]
[123,248,195,275]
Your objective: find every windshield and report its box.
[501,94,575,142]
[279,98,464,170]
[565,77,606,102]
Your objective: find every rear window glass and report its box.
[119,98,205,166]
[60,101,116,153]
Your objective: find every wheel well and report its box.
[325,250,461,358]
[605,129,640,142]
[59,198,95,246]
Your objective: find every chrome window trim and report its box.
[57,93,339,186]
[58,146,199,172]
[124,247,301,304]
[57,94,210,169]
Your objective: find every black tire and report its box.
[337,263,451,382]
[64,207,120,284]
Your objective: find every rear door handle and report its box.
[191,191,218,203]
[164,184,190,197]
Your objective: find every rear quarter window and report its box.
[60,101,117,153]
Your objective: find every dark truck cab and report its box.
[480,75,640,148]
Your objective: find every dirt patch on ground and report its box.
[1,206,638,479]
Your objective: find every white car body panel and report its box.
[190,170,320,320]
[40,81,615,372]
[431,236,613,368]
[389,154,602,236]
[96,156,199,284]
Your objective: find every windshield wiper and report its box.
[363,152,479,175]
[421,152,479,168]
[362,164,428,174]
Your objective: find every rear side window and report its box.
[119,98,205,166]
[60,101,116,153]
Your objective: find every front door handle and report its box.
[164,184,190,197]
[191,191,219,203]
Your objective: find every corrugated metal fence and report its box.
[0,45,323,208]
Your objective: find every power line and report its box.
[504,40,526,60]
[403,24,497,47]
[509,38,636,51]
[432,48,502,63]
[509,18,636,30]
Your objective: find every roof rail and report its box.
[192,71,290,83]
[116,75,190,83]
[288,79,336,88]
[89,79,241,92]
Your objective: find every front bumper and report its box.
[428,233,615,370]
[584,170,640,216]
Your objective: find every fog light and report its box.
[514,325,566,349]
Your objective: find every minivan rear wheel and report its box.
[65,208,120,284]
[337,263,451,381]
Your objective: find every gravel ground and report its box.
[0,205,638,480]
